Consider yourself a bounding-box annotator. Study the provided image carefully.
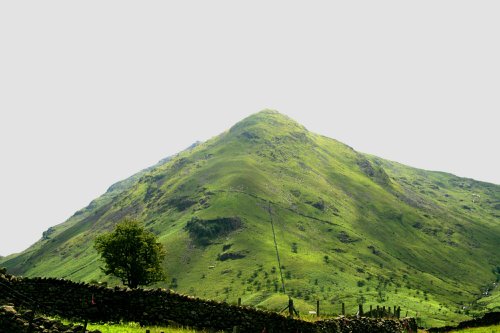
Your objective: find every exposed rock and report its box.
[239,131,259,140]
[368,245,381,255]
[338,231,359,243]
[357,157,390,186]
[166,196,197,211]
[217,251,247,261]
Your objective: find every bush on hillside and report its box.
[185,216,243,245]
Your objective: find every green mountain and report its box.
[2,110,499,327]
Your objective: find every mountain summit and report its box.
[2,110,499,326]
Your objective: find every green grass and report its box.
[81,322,217,333]
[2,110,499,327]
[446,324,500,332]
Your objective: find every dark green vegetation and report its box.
[1,110,499,327]
[94,218,166,288]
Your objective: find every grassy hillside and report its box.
[2,110,499,327]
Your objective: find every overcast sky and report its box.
[0,1,498,257]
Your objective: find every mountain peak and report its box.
[253,108,281,116]
[229,109,308,138]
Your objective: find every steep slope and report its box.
[2,110,499,327]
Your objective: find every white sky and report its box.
[0,1,499,257]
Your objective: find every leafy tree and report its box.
[94,218,166,288]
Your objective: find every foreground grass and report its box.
[79,322,500,333]
[81,322,218,333]
[447,324,500,333]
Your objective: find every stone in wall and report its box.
[0,305,102,333]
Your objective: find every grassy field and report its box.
[3,110,499,327]
[445,324,500,333]
[82,321,500,333]
[79,322,217,333]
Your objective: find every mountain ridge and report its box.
[2,110,499,327]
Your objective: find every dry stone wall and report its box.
[0,305,101,333]
[0,270,417,333]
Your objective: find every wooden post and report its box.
[289,298,294,318]
[382,306,386,317]
[370,305,373,317]
[376,305,380,318]
[388,306,391,316]
[397,306,401,319]
[238,297,241,306]
[358,304,363,317]
[342,302,345,315]
[316,300,320,317]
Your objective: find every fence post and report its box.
[376,305,380,318]
[238,297,241,306]
[358,304,363,317]
[397,306,401,319]
[369,305,372,317]
[342,302,345,316]
[382,306,386,317]
[317,300,320,317]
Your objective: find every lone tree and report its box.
[94,218,166,288]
